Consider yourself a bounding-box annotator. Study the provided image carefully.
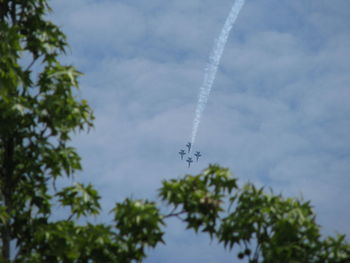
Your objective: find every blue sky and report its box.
[50,0,349,262]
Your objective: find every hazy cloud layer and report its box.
[50,0,350,262]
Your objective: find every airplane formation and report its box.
[178,142,202,168]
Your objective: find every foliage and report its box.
[1,0,349,262]
[112,199,165,262]
[160,165,237,236]
[160,165,350,263]
[0,0,163,262]
[57,183,101,220]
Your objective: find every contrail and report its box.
[190,0,245,149]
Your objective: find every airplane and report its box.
[179,149,186,160]
[186,157,193,168]
[186,142,192,153]
[194,151,202,162]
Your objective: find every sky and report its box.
[49,0,349,262]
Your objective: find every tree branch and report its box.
[1,137,15,261]
[0,2,9,23]
[163,210,186,219]
[66,214,74,221]
[10,0,16,25]
[25,57,36,72]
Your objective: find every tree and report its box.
[1,0,349,262]
[0,0,163,261]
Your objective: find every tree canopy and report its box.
[1,0,349,262]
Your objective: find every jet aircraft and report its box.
[186,157,193,168]
[194,151,202,162]
[179,149,186,160]
[186,142,192,153]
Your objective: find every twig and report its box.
[164,210,186,219]
[25,57,36,72]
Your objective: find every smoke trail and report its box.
[190,0,245,148]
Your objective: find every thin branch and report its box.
[163,210,186,219]
[19,1,26,24]
[66,213,74,222]
[25,57,36,72]
[14,246,26,263]
[253,238,261,263]
[1,137,15,261]
[0,2,9,23]
[39,124,49,139]
[10,1,16,25]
